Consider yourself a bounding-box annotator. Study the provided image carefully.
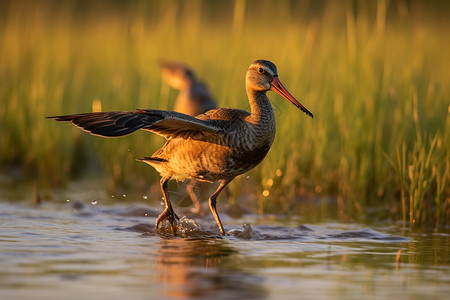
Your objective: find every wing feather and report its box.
[48,109,222,140]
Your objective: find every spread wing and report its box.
[48,109,222,140]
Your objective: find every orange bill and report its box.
[270,76,314,118]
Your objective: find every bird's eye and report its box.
[258,67,264,74]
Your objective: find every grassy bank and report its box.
[0,0,448,227]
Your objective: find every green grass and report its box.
[0,0,448,227]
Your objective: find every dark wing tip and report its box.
[46,115,75,121]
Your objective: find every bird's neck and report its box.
[246,89,275,125]
[245,88,277,147]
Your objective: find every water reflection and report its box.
[0,201,449,300]
[156,238,266,299]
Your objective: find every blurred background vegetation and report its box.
[0,0,448,228]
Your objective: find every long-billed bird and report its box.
[160,61,216,213]
[160,61,216,116]
[49,60,313,235]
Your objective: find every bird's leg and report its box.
[186,180,202,214]
[209,179,230,235]
[155,177,179,235]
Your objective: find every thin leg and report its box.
[209,179,231,235]
[155,177,179,235]
[186,180,202,213]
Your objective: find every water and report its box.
[0,197,449,300]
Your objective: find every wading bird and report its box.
[160,61,216,213]
[160,61,216,117]
[49,60,313,235]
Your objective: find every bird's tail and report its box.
[136,156,167,164]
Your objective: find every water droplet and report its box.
[111,195,115,198]
[143,195,148,199]
[91,200,98,205]
[246,176,250,179]
[66,199,70,202]
[144,213,148,217]
[122,194,126,198]
[160,202,164,206]
[262,190,270,197]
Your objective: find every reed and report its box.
[0,0,448,226]
[386,95,449,228]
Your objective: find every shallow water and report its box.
[1,197,449,300]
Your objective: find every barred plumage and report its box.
[48,60,313,235]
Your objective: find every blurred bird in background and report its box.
[160,61,216,213]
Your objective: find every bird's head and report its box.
[246,60,313,118]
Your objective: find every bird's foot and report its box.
[189,205,202,215]
[155,208,180,235]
